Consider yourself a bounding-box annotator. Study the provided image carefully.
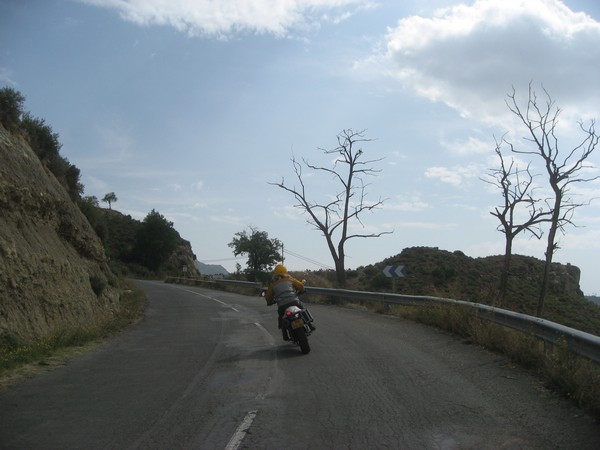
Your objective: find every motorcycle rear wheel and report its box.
[296,328,311,354]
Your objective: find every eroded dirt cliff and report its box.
[0,124,120,341]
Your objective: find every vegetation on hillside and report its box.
[84,204,195,278]
[130,209,179,272]
[1,87,83,200]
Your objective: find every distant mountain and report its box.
[587,296,600,306]
[195,261,229,276]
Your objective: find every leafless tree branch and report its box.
[269,129,393,286]
[504,82,599,316]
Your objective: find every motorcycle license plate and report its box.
[291,318,305,330]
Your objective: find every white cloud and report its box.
[385,195,429,212]
[396,221,456,230]
[450,202,480,212]
[191,180,204,191]
[82,175,108,193]
[425,167,462,186]
[119,168,178,179]
[377,0,600,123]
[424,163,481,186]
[0,67,17,85]
[561,227,600,251]
[77,0,369,38]
[82,124,136,167]
[441,136,491,156]
[209,214,247,225]
[272,204,302,221]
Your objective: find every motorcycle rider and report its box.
[265,264,314,341]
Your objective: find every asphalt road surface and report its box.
[1,280,599,449]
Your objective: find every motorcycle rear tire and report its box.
[296,328,311,354]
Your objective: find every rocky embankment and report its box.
[0,124,120,342]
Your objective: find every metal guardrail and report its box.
[167,277,600,365]
[166,277,262,291]
[305,286,600,364]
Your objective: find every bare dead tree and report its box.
[270,129,393,287]
[482,141,550,305]
[505,83,599,316]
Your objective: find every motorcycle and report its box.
[281,304,315,354]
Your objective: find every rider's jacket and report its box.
[265,274,305,307]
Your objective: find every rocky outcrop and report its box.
[165,237,200,277]
[0,125,120,341]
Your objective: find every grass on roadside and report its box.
[0,280,146,379]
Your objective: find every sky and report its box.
[2,0,600,294]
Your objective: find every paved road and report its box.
[1,280,599,449]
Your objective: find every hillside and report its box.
[0,118,199,343]
[355,247,600,335]
[0,123,120,341]
[97,208,199,278]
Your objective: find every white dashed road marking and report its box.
[224,410,258,450]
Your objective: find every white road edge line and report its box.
[178,287,238,311]
[225,410,258,450]
[253,322,274,346]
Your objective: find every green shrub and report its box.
[89,275,107,296]
[0,87,25,131]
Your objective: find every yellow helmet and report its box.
[273,264,288,277]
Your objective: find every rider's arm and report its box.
[291,277,305,294]
[265,286,274,304]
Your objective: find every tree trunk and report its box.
[537,227,557,317]
[324,234,346,288]
[334,237,346,287]
[537,194,561,317]
[335,261,346,288]
[499,237,513,305]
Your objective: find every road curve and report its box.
[0,280,598,449]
